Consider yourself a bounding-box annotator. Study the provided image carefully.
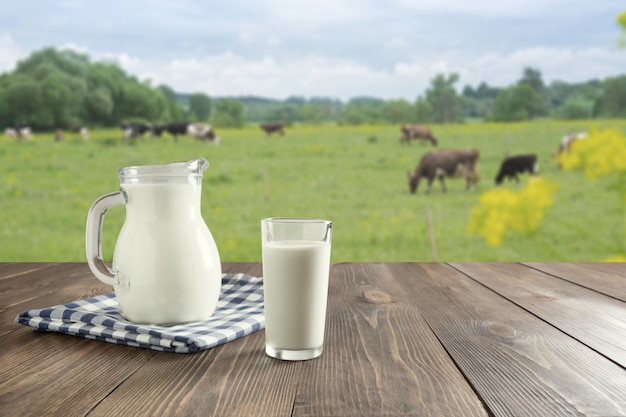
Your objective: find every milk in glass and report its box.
[262,240,331,350]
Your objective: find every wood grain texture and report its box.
[293,262,488,417]
[1,263,625,417]
[389,263,626,417]
[522,262,626,301]
[450,262,626,368]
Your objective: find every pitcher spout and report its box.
[118,158,209,184]
[181,158,209,174]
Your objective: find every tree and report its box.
[340,97,385,125]
[461,81,499,119]
[490,85,535,122]
[490,68,548,122]
[554,95,594,120]
[414,98,432,122]
[268,104,300,125]
[425,73,463,123]
[596,75,626,118]
[189,93,212,121]
[381,99,415,124]
[0,73,39,127]
[211,98,246,128]
[517,67,547,117]
[0,47,180,129]
[158,85,184,122]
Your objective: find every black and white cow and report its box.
[187,123,219,144]
[121,122,150,140]
[164,122,190,141]
[5,123,32,140]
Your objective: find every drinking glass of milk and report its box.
[85,158,222,325]
[261,218,332,361]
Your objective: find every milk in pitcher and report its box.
[112,182,221,324]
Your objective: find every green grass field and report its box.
[1,120,624,262]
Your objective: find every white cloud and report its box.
[0,34,25,73]
[78,43,621,101]
[391,0,589,18]
[267,35,281,47]
[385,37,408,49]
[59,42,88,54]
[459,46,626,87]
[0,0,623,100]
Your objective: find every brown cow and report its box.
[260,122,285,136]
[400,124,438,146]
[407,148,479,194]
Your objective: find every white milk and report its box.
[262,240,331,350]
[112,182,221,324]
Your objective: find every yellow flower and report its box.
[468,178,558,247]
[559,129,626,178]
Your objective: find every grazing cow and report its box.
[188,123,220,144]
[121,122,149,140]
[407,148,479,194]
[164,122,190,141]
[55,129,65,142]
[150,124,166,138]
[5,125,32,140]
[400,124,438,146]
[495,154,539,185]
[4,128,17,139]
[71,125,89,141]
[18,126,33,140]
[555,132,587,156]
[260,122,285,136]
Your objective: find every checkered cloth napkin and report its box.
[15,273,264,353]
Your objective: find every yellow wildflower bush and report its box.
[470,128,624,260]
[557,129,626,181]
[557,128,626,261]
[468,178,559,247]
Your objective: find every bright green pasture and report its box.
[1,120,624,262]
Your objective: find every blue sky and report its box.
[0,0,624,101]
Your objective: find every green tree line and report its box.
[0,48,215,130]
[244,68,626,125]
[1,47,626,130]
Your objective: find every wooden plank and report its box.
[451,262,626,368]
[81,262,487,417]
[0,262,56,280]
[0,263,155,416]
[292,262,488,417]
[4,262,624,417]
[0,263,109,339]
[387,262,626,417]
[1,263,266,417]
[88,333,302,417]
[86,262,298,417]
[522,262,626,301]
[1,322,157,417]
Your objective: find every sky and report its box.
[0,0,624,101]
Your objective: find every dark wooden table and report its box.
[1,262,625,416]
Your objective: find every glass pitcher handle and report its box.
[85,191,126,286]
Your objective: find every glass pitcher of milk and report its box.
[85,158,221,325]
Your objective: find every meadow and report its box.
[1,120,624,263]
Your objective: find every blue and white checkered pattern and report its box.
[15,273,265,353]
